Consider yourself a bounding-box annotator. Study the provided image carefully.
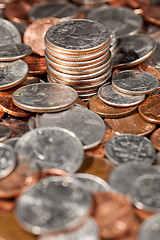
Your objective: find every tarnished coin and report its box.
[36,105,106,150]
[98,84,145,107]
[0,18,21,46]
[0,60,29,91]
[112,70,159,95]
[0,44,32,61]
[15,127,84,173]
[0,124,12,141]
[12,83,78,112]
[143,4,160,26]
[0,143,16,180]
[23,54,47,75]
[150,128,160,151]
[15,176,92,234]
[87,5,143,37]
[105,134,156,165]
[112,34,156,68]
[4,137,19,149]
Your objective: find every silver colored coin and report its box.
[15,176,92,235]
[0,143,16,179]
[87,6,143,37]
[0,124,12,141]
[149,86,160,96]
[0,18,21,46]
[112,34,156,68]
[38,218,99,240]
[9,20,28,37]
[36,104,106,150]
[45,19,110,52]
[0,60,29,90]
[112,70,159,95]
[156,151,160,165]
[109,162,159,199]
[0,44,32,61]
[15,127,84,173]
[98,83,145,107]
[73,0,110,4]
[4,137,19,149]
[109,31,118,53]
[12,83,78,113]
[105,133,156,165]
[28,116,37,130]
[145,38,160,70]
[131,174,160,212]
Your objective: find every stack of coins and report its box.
[45,19,112,101]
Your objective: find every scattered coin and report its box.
[23,53,47,75]
[4,137,19,149]
[10,20,28,37]
[145,38,160,71]
[0,124,12,142]
[150,128,160,151]
[143,4,160,26]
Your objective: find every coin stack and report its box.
[44,19,112,101]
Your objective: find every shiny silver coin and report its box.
[38,218,99,240]
[87,6,143,37]
[145,38,160,71]
[109,162,159,199]
[15,176,92,235]
[0,124,12,141]
[105,133,156,165]
[0,60,28,90]
[45,19,110,52]
[12,83,78,113]
[4,137,19,149]
[131,174,160,212]
[112,34,156,68]
[112,70,159,95]
[98,83,145,107]
[0,18,21,46]
[109,31,118,53]
[15,127,84,172]
[36,104,106,150]
[74,173,112,193]
[0,143,16,179]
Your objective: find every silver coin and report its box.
[12,83,78,113]
[38,218,99,240]
[156,151,160,164]
[36,104,106,150]
[0,18,21,46]
[0,124,12,141]
[4,137,19,149]
[112,70,159,95]
[9,20,28,37]
[109,31,118,53]
[145,38,160,70]
[28,116,37,130]
[109,162,159,199]
[73,0,110,4]
[112,34,156,68]
[0,60,29,90]
[45,19,110,52]
[149,86,160,96]
[131,174,160,212]
[15,176,92,235]
[0,143,16,179]
[0,44,32,61]
[98,83,145,107]
[15,127,84,172]
[87,6,143,37]
[105,133,156,165]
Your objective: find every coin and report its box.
[143,4,160,26]
[40,168,68,179]
[4,137,19,148]
[150,128,160,151]
[12,83,78,112]
[112,70,159,95]
[0,124,12,142]
[23,53,47,75]
[15,176,92,234]
[10,20,28,37]
[28,116,37,130]
[0,108,5,120]
[0,60,29,91]
[104,133,156,165]
[145,38,160,71]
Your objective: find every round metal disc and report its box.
[0,124,12,141]
[4,137,19,149]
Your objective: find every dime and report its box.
[150,128,160,151]
[12,83,78,112]
[4,137,19,148]
[0,124,12,141]
[23,54,47,75]
[15,127,84,172]
[15,176,92,234]
[104,133,156,165]
[112,70,159,95]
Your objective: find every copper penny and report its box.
[0,107,5,120]
[138,95,160,124]
[89,94,138,118]
[23,53,47,75]
[92,191,134,239]
[40,169,68,179]
[143,4,160,26]
[105,112,156,136]
[76,98,88,108]
[134,207,153,221]
[150,128,160,151]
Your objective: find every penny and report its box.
[143,4,160,26]
[92,191,134,239]
[4,137,20,148]
[41,169,68,179]
[134,207,153,221]
[0,60,29,91]
[104,133,156,165]
[0,108,5,120]
[23,53,47,75]
[105,112,156,136]
[138,95,160,124]
[23,76,44,84]
[15,176,92,234]
[15,127,84,173]
[0,124,12,142]
[0,44,32,61]
[150,128,160,151]
[12,83,78,112]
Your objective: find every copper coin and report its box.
[40,169,68,179]
[23,53,47,75]
[0,200,14,218]
[76,98,88,108]
[105,112,156,136]
[0,107,5,120]
[143,4,160,26]
[138,95,160,124]
[150,128,160,151]
[134,207,153,221]
[92,191,134,239]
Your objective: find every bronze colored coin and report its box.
[150,128,160,151]
[105,112,156,136]
[89,94,138,118]
[23,17,60,56]
[143,4,160,26]
[23,53,47,75]
[76,98,88,108]
[138,95,160,124]
[41,169,68,179]
[0,107,5,120]
[92,192,134,239]
[134,207,153,221]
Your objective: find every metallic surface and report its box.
[0,124,12,141]
[23,54,47,75]
[150,128,160,151]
